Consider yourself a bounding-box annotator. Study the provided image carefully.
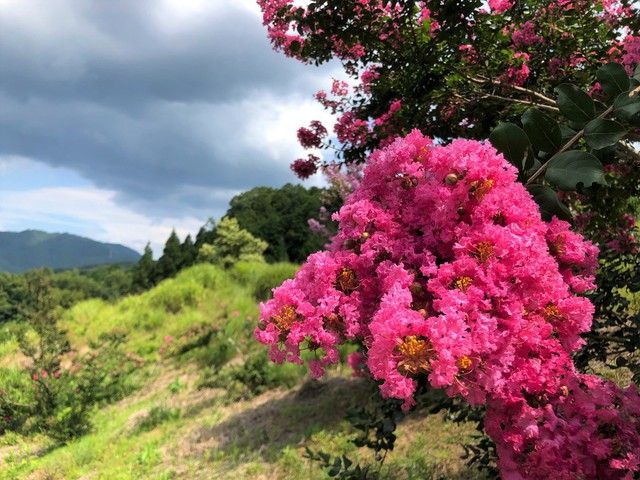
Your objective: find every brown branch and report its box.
[467,74,557,106]
[479,93,560,113]
[525,105,615,186]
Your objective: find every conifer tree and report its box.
[156,230,181,280]
[130,243,155,292]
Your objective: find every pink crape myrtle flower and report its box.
[255,131,640,478]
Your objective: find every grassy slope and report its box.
[0,262,486,480]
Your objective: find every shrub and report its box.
[199,350,304,401]
[2,274,143,442]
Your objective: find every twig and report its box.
[479,93,559,113]
[467,74,557,105]
[525,105,614,186]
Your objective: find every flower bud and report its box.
[358,232,371,243]
[343,238,357,250]
[257,319,268,331]
[445,173,459,185]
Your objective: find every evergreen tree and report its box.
[180,234,197,269]
[130,243,155,292]
[156,230,181,280]
[194,218,217,249]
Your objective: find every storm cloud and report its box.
[0,0,336,222]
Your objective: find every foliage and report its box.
[255,132,640,477]
[197,217,268,268]
[0,265,135,327]
[304,392,406,479]
[132,404,181,434]
[231,260,299,300]
[258,1,640,477]
[159,322,235,370]
[1,274,142,442]
[156,230,183,280]
[198,350,304,401]
[131,243,156,293]
[226,183,328,262]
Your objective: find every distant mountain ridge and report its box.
[0,230,141,273]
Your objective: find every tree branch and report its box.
[525,105,615,186]
[467,74,557,106]
[479,93,560,113]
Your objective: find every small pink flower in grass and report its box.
[233,310,239,317]
[164,335,174,344]
[32,374,38,381]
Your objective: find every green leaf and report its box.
[526,185,571,221]
[583,119,626,149]
[597,63,630,97]
[614,91,640,125]
[554,84,595,127]
[523,158,542,181]
[560,125,577,146]
[289,40,301,53]
[489,123,530,171]
[633,64,640,82]
[545,151,607,191]
[591,145,616,165]
[522,108,562,154]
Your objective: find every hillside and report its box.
[0,262,487,479]
[0,230,140,273]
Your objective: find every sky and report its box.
[0,0,338,255]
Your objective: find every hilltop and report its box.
[0,230,140,273]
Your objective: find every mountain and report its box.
[0,230,141,273]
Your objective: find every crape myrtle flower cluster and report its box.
[255,131,640,478]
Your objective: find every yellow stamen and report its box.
[544,304,561,321]
[271,305,301,332]
[416,146,430,162]
[457,355,473,371]
[472,179,494,201]
[395,335,434,376]
[335,267,360,295]
[548,235,565,256]
[455,276,473,293]
[473,241,494,264]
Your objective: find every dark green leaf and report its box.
[597,63,630,97]
[614,91,640,125]
[289,40,301,53]
[583,119,626,149]
[489,123,530,171]
[591,145,616,164]
[554,84,595,127]
[523,159,542,181]
[522,108,562,154]
[594,100,608,116]
[560,125,577,146]
[633,64,640,82]
[526,185,571,221]
[545,151,607,191]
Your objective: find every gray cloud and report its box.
[0,0,334,221]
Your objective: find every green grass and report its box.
[0,262,488,480]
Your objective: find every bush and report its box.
[1,274,143,442]
[132,404,180,434]
[199,350,304,401]
[232,261,298,300]
[148,279,203,314]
